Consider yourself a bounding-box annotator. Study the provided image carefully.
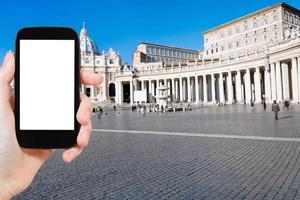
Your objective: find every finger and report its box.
[62,145,83,163]
[0,51,15,109]
[76,93,92,126]
[77,120,92,147]
[10,93,15,111]
[80,69,103,85]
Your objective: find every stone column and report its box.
[115,81,119,104]
[171,78,175,102]
[175,79,179,101]
[276,61,283,102]
[236,71,242,102]
[195,75,199,103]
[245,68,251,104]
[130,80,134,104]
[179,77,183,102]
[187,76,191,102]
[203,75,208,102]
[264,64,271,103]
[298,57,300,103]
[148,80,152,103]
[167,79,171,95]
[219,73,224,103]
[282,62,290,100]
[141,80,144,91]
[291,58,299,103]
[156,79,159,95]
[151,81,155,98]
[118,81,123,104]
[211,74,215,103]
[271,62,277,101]
[254,67,261,103]
[227,72,233,103]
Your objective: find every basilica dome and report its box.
[79,22,100,55]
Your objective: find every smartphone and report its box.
[15,27,80,148]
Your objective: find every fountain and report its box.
[155,85,170,109]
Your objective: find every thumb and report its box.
[0,51,15,110]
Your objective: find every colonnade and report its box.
[115,57,300,105]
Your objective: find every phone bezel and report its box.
[15,27,80,148]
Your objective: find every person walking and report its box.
[263,101,267,111]
[272,100,280,120]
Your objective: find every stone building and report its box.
[80,23,125,103]
[113,2,300,105]
[133,43,200,65]
[82,3,300,106]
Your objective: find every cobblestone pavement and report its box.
[14,105,300,200]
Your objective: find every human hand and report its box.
[0,51,102,199]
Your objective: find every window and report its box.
[245,24,248,31]
[216,47,218,53]
[236,27,240,34]
[166,49,169,56]
[147,56,151,62]
[273,15,278,21]
[211,49,214,54]
[253,21,257,28]
[153,48,156,54]
[206,38,208,43]
[221,32,224,38]
[228,43,232,49]
[147,47,150,53]
[264,28,267,32]
[245,40,248,45]
[109,59,114,64]
[236,41,240,47]
[157,48,161,55]
[109,73,113,81]
[263,17,268,25]
[228,29,232,36]
[254,38,257,43]
[162,49,165,55]
[264,35,267,41]
[221,46,224,51]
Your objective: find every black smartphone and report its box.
[15,27,80,148]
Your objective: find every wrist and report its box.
[0,190,12,200]
[0,181,13,200]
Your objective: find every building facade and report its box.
[80,23,127,103]
[84,3,300,106]
[133,43,200,65]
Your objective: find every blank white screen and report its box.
[20,40,75,130]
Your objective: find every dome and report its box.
[79,22,100,55]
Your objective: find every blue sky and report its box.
[1,0,300,65]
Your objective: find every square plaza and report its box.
[14,104,300,199]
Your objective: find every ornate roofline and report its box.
[203,2,300,35]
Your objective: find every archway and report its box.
[109,83,115,97]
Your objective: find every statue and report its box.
[284,27,291,40]
[291,27,297,40]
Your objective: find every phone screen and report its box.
[20,40,75,130]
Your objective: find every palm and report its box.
[0,92,52,196]
[0,52,101,198]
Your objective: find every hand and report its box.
[0,51,102,199]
